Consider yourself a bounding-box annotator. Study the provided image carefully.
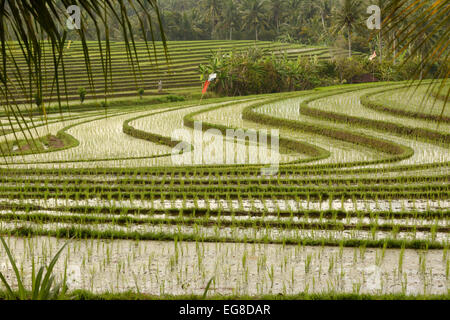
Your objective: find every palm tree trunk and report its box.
[230,26,232,41]
[420,52,424,80]
[255,25,258,41]
[348,26,352,57]
[211,11,215,39]
[378,31,382,62]
[393,34,397,65]
[321,13,326,32]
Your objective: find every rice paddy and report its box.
[0,41,448,300]
[3,41,345,105]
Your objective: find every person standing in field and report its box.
[158,80,163,93]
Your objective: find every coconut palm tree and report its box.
[203,0,221,39]
[239,0,268,41]
[190,8,208,40]
[332,0,365,57]
[312,0,332,35]
[221,0,238,40]
[284,0,302,26]
[372,0,389,62]
[0,0,167,160]
[268,0,284,35]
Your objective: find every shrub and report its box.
[334,57,366,84]
[165,95,185,102]
[34,93,43,108]
[318,60,338,79]
[138,88,145,99]
[78,87,87,104]
[200,48,446,97]
[200,49,324,96]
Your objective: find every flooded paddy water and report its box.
[0,237,448,296]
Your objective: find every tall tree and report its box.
[222,0,238,40]
[373,0,389,62]
[189,8,208,40]
[239,0,268,41]
[285,0,302,25]
[279,0,301,39]
[203,0,221,39]
[312,0,332,35]
[332,0,365,57]
[268,0,284,35]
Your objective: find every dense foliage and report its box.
[150,0,447,59]
[200,48,442,96]
[32,0,441,62]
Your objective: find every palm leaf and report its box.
[381,0,449,120]
[0,0,167,164]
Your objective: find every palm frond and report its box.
[0,0,167,162]
[381,0,449,122]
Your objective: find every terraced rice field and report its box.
[3,40,348,104]
[0,56,448,298]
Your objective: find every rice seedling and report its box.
[0,59,448,299]
[0,237,69,300]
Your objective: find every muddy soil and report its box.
[47,135,64,148]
